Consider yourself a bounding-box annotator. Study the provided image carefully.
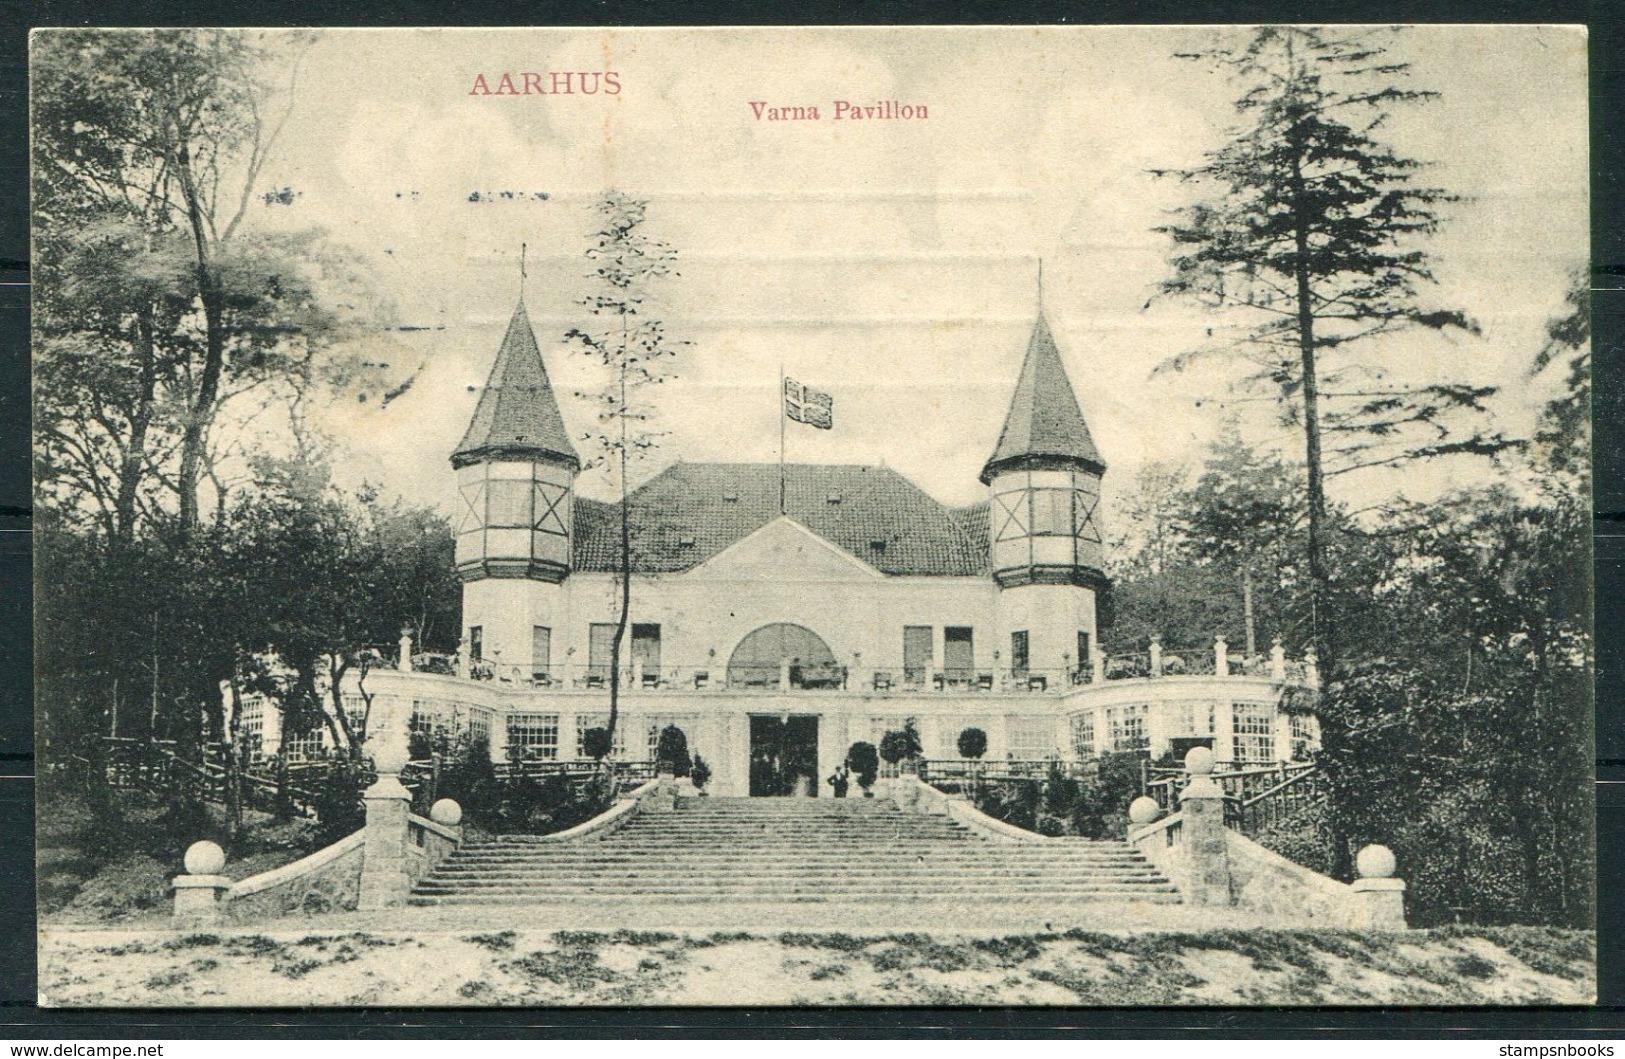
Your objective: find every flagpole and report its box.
[778,362,787,515]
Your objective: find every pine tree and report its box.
[1154,26,1513,665]
[566,192,688,748]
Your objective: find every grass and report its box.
[38,787,334,924]
[38,924,1597,1007]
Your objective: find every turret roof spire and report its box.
[979,309,1104,484]
[452,300,580,471]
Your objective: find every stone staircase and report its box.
[409,796,1181,907]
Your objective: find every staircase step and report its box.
[415,796,1180,909]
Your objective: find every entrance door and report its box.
[749,715,820,796]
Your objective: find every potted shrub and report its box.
[654,724,691,776]
[879,719,924,808]
[957,726,988,795]
[846,741,879,798]
[691,753,712,795]
[582,726,613,763]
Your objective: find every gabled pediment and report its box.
[684,516,884,583]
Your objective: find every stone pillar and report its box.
[1177,747,1232,907]
[558,709,578,761]
[172,841,230,927]
[1149,636,1164,678]
[455,635,470,680]
[399,628,414,672]
[1270,637,1286,682]
[651,770,678,812]
[1304,648,1320,689]
[1091,645,1105,685]
[779,657,791,693]
[1350,844,1408,930]
[1213,636,1229,678]
[358,702,414,911]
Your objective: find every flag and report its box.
[783,377,834,430]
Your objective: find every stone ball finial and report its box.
[1356,844,1397,879]
[1128,796,1162,826]
[184,840,226,875]
[429,798,464,826]
[1184,745,1215,776]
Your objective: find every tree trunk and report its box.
[225,677,245,840]
[171,135,226,535]
[1242,566,1257,658]
[606,351,632,747]
[114,308,158,548]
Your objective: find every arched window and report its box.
[727,624,839,688]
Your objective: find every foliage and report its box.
[845,742,880,792]
[1529,276,1590,485]
[879,719,923,766]
[1106,432,1313,656]
[1155,26,1513,666]
[956,727,988,761]
[969,754,1146,840]
[432,736,502,824]
[654,724,692,778]
[581,727,613,763]
[305,758,370,845]
[565,191,689,746]
[32,29,383,539]
[691,753,712,790]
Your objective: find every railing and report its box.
[1142,759,1319,813]
[436,663,1093,695]
[402,639,1319,695]
[1234,764,1327,836]
[102,738,328,817]
[918,756,1098,793]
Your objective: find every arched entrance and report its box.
[726,623,839,689]
[729,624,837,797]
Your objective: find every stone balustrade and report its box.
[1128,747,1407,930]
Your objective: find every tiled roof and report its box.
[452,301,580,470]
[573,463,990,577]
[980,311,1104,483]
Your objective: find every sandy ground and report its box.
[38,921,1596,1007]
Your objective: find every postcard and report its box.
[32,25,1594,1006]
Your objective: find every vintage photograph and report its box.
[31,25,1594,1006]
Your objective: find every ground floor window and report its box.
[1007,716,1056,759]
[469,708,492,747]
[931,716,993,758]
[1232,704,1276,764]
[644,714,700,762]
[282,725,327,760]
[1289,713,1317,761]
[237,696,266,757]
[1105,704,1149,753]
[1069,712,1095,757]
[574,713,628,759]
[867,715,911,746]
[507,713,560,760]
[1168,701,1217,739]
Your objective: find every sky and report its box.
[238,25,1588,514]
